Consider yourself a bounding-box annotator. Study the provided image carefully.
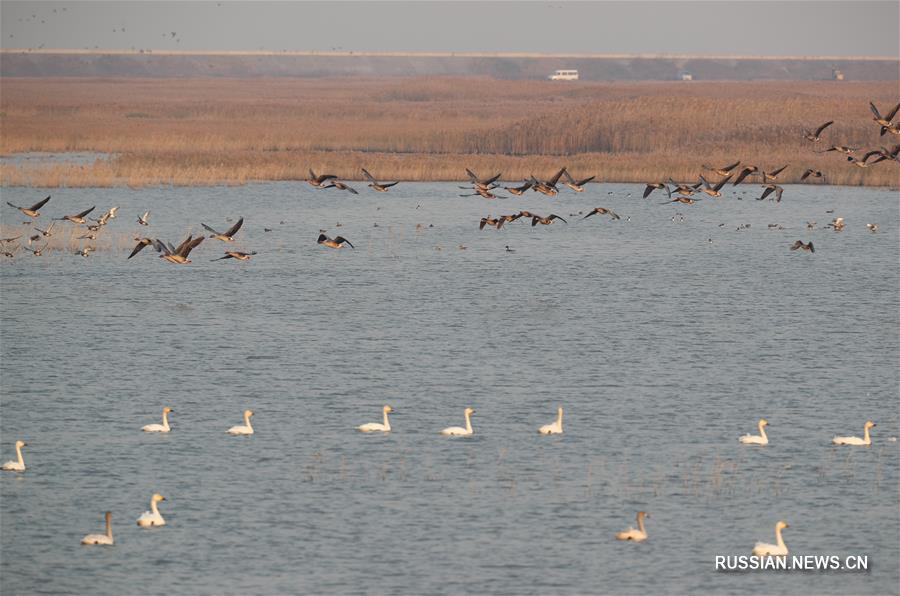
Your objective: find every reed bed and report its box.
[1,78,898,187]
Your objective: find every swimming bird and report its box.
[790,240,814,252]
[361,168,399,192]
[699,174,732,197]
[227,409,255,435]
[479,216,504,230]
[582,207,620,220]
[155,235,204,264]
[81,512,114,545]
[505,245,515,253]
[869,101,900,129]
[307,169,338,188]
[202,217,244,242]
[825,217,845,231]
[643,182,671,199]
[128,237,156,259]
[615,511,648,542]
[57,206,95,224]
[137,211,151,226]
[441,407,475,436]
[562,170,595,192]
[142,407,173,433]
[531,214,567,226]
[538,407,563,435]
[732,166,759,186]
[6,195,50,218]
[317,233,354,249]
[504,181,533,196]
[358,405,394,432]
[702,161,741,177]
[800,169,825,182]
[739,419,769,445]
[323,180,359,194]
[1,440,27,472]
[758,184,784,202]
[866,223,878,233]
[832,420,876,446]
[752,521,789,556]
[212,251,257,261]
[136,493,167,527]
[78,247,94,257]
[803,121,834,142]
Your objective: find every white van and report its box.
[549,69,579,81]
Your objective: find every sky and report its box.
[1,1,898,57]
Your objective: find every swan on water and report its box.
[142,407,173,433]
[739,419,769,445]
[1,440,27,472]
[441,407,475,436]
[752,520,789,556]
[227,409,254,435]
[358,405,394,432]
[615,511,648,542]
[538,407,564,435]
[81,512,114,545]
[136,493,167,527]
[833,420,876,446]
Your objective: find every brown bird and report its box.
[137,211,151,226]
[530,168,567,196]
[702,161,741,177]
[461,187,506,199]
[790,240,814,253]
[504,181,533,196]
[846,155,869,168]
[822,145,857,155]
[7,195,51,218]
[531,214,567,226]
[562,170,595,192]
[758,184,784,202]
[202,217,244,242]
[803,121,833,142]
[869,101,900,128]
[465,169,502,187]
[361,169,399,192]
[668,179,701,196]
[761,165,788,182]
[732,166,759,186]
[498,213,523,224]
[643,182,671,199]
[662,196,701,205]
[699,174,732,197]
[127,237,156,259]
[825,217,845,231]
[33,222,55,237]
[479,216,504,230]
[323,181,359,195]
[0,235,22,243]
[800,169,825,182]
[57,206,96,224]
[212,251,257,261]
[582,207,620,220]
[307,169,338,188]
[317,233,354,249]
[155,235,204,264]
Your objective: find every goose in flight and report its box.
[869,101,900,128]
[643,182,671,199]
[323,180,359,194]
[846,155,869,168]
[24,243,47,256]
[702,161,741,177]
[6,195,50,218]
[137,211,151,226]
[57,206,95,224]
[479,216,504,230]
[582,207,620,220]
[790,240,814,252]
[800,169,825,182]
[154,234,204,264]
[662,196,701,205]
[530,168,567,196]
[202,217,244,242]
[212,251,257,261]
[461,187,506,199]
[317,233,354,249]
[531,214,567,226]
[615,511,648,542]
[699,174,732,197]
[668,179,702,196]
[498,213,523,224]
[503,181,533,196]
[307,169,338,187]
[833,420,876,446]
[362,168,399,192]
[81,512,114,545]
[562,170,595,192]
[752,521,789,556]
[465,169,502,187]
[733,166,761,186]
[758,184,784,202]
[33,222,55,237]
[822,145,856,155]
[1,440,27,472]
[761,165,788,182]
[0,235,22,243]
[128,237,156,259]
[803,121,834,142]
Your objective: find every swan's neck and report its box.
[15,444,24,466]
[775,526,785,549]
[244,412,253,430]
[105,515,113,538]
[557,408,563,428]
[464,411,473,433]
[150,499,160,516]
[637,515,645,534]
[758,422,767,441]
[863,426,871,444]
[162,410,170,430]
[382,410,391,431]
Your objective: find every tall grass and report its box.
[1,78,898,187]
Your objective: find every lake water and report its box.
[1,182,897,595]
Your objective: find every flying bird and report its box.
[155,235,204,264]
[561,170,595,192]
[802,121,833,142]
[790,240,814,253]
[317,233,354,249]
[127,237,156,259]
[306,169,337,188]
[57,206,96,224]
[758,184,784,202]
[800,169,825,182]
[643,182,671,199]
[137,211,151,226]
[479,216,504,230]
[531,214,567,226]
[699,174,732,197]
[732,166,759,186]
[582,207,620,220]
[6,195,51,218]
[702,161,741,177]
[212,251,257,261]
[361,168,399,192]
[202,217,244,242]
[503,181,533,196]
[322,180,359,194]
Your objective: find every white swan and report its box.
[833,420,876,446]
[538,407,564,435]
[1,440,27,472]
[441,407,475,436]
[358,405,394,432]
[615,511,648,542]
[740,418,769,445]
[227,409,254,435]
[142,407,173,433]
[136,493,167,527]
[81,512,114,545]
[752,520,789,556]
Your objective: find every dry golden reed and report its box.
[1,77,898,187]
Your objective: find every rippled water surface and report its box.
[1,182,898,595]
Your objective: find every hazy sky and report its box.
[2,1,898,57]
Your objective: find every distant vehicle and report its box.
[549,69,579,81]
[679,71,693,81]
